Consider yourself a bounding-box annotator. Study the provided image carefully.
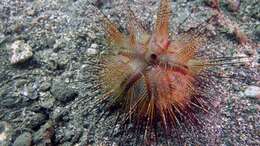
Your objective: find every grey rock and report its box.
[257,48,260,54]
[57,56,69,70]
[63,129,74,142]
[87,31,97,39]
[20,83,38,100]
[40,96,55,109]
[244,86,260,98]
[53,39,66,52]
[90,43,98,49]
[13,132,32,146]
[51,81,78,103]
[25,7,36,16]
[46,59,58,71]
[33,121,54,146]
[39,81,51,92]
[252,9,260,20]
[15,79,28,88]
[86,48,97,55]
[227,0,240,12]
[86,43,98,55]
[23,112,47,129]
[255,24,260,38]
[60,142,73,146]
[10,40,33,64]
[0,34,5,43]
[51,107,69,122]
[0,122,12,146]
[0,95,21,108]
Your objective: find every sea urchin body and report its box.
[98,0,214,142]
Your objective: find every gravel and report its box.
[13,132,32,146]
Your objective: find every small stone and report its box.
[86,48,97,55]
[0,34,5,43]
[51,81,78,103]
[51,107,69,122]
[13,132,32,146]
[33,121,54,145]
[257,48,260,54]
[61,142,73,146]
[233,27,248,45]
[204,0,220,10]
[25,7,36,16]
[243,49,254,56]
[10,40,33,64]
[90,43,98,49]
[15,79,28,88]
[255,24,260,38]
[53,39,66,52]
[39,81,51,92]
[24,112,47,129]
[20,83,38,100]
[87,32,96,39]
[252,11,260,20]
[227,0,240,12]
[0,122,12,146]
[0,95,21,108]
[244,86,260,98]
[40,96,55,109]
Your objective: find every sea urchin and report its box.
[93,0,237,144]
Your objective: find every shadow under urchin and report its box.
[83,0,246,145]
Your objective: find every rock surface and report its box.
[0,122,12,146]
[244,86,260,98]
[13,132,32,146]
[33,121,54,145]
[10,40,33,64]
[51,80,78,103]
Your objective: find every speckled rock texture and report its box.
[0,0,259,145]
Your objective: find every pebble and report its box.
[53,39,66,52]
[227,0,240,12]
[13,132,32,146]
[252,10,260,20]
[39,81,51,92]
[0,122,12,146]
[40,95,55,109]
[51,81,78,103]
[87,32,96,39]
[0,95,21,108]
[244,86,260,98]
[33,121,54,145]
[86,48,97,55]
[86,43,98,55]
[255,24,260,38]
[51,107,69,122]
[10,40,33,64]
[20,83,38,100]
[61,142,73,146]
[90,43,98,49]
[25,7,36,16]
[257,48,260,54]
[0,34,5,43]
[24,112,47,129]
